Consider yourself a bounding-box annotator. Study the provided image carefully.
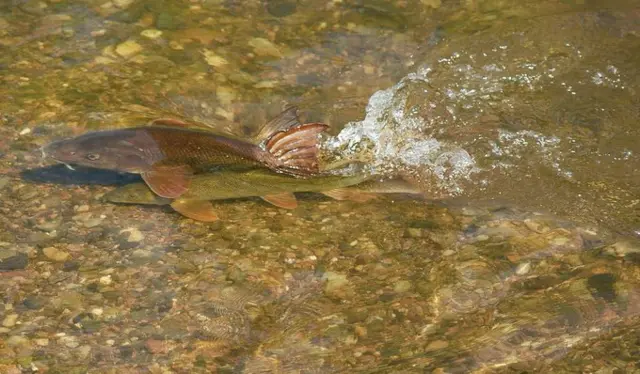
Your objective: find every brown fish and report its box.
[43,106,328,198]
[105,168,422,221]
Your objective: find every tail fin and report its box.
[253,105,303,143]
[264,123,329,175]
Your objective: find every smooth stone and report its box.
[113,0,134,8]
[23,295,45,310]
[140,29,162,39]
[0,176,10,189]
[59,335,80,348]
[2,313,18,327]
[421,0,442,9]
[202,49,228,67]
[83,217,104,228]
[99,275,112,285]
[131,249,152,258]
[36,219,61,232]
[120,228,144,242]
[248,37,283,58]
[393,280,412,293]
[35,338,49,346]
[0,253,28,271]
[322,272,349,295]
[266,0,297,17]
[43,247,70,262]
[115,40,143,58]
[515,262,531,275]
[6,335,29,346]
[425,340,449,351]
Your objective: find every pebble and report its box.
[248,37,283,58]
[515,262,531,275]
[35,338,49,346]
[131,249,152,258]
[0,176,9,189]
[113,0,134,8]
[425,339,449,351]
[43,247,70,262]
[2,313,18,327]
[83,217,104,228]
[141,29,163,39]
[323,272,349,296]
[606,241,640,257]
[91,308,104,316]
[524,218,550,233]
[59,335,80,348]
[393,280,412,293]
[77,345,92,359]
[405,228,422,238]
[6,335,29,347]
[0,252,28,271]
[120,227,144,242]
[115,40,143,58]
[254,80,278,89]
[36,219,62,232]
[202,49,228,67]
[99,275,112,285]
[421,0,442,9]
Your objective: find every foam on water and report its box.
[322,40,632,198]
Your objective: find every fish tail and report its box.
[264,123,329,175]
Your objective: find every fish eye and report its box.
[86,153,100,161]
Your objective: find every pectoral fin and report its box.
[141,165,192,198]
[261,192,298,209]
[322,189,379,203]
[170,199,219,222]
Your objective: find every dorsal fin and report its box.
[253,105,302,144]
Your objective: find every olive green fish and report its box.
[105,169,421,221]
[43,106,328,199]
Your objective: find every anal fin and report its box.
[261,192,298,209]
[141,165,192,199]
[322,188,379,203]
[170,199,219,222]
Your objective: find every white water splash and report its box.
[322,65,479,194]
[323,44,629,196]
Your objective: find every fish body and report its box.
[105,169,422,222]
[43,106,328,198]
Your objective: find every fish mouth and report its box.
[40,142,76,170]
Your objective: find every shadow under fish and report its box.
[21,164,142,186]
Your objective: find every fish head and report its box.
[43,129,163,173]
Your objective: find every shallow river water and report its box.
[1,0,640,373]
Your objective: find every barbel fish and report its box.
[43,106,328,199]
[104,169,421,221]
